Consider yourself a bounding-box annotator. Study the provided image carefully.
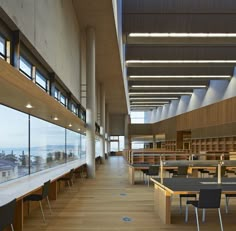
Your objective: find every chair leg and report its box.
[218,208,224,231]
[46,196,52,214]
[179,196,182,213]
[202,208,206,222]
[185,204,189,222]
[10,224,14,231]
[39,201,46,223]
[194,207,200,231]
[225,196,229,214]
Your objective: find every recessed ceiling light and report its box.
[78,128,81,131]
[128,33,236,38]
[131,85,207,88]
[129,75,231,79]
[68,124,72,127]
[53,116,59,121]
[25,103,33,108]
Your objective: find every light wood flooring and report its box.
[23,156,236,231]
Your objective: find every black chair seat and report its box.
[24,194,43,201]
[23,180,52,223]
[179,194,197,213]
[186,200,198,207]
[225,193,236,213]
[225,194,236,198]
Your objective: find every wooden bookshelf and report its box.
[129,149,189,165]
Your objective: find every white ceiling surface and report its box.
[73,0,128,114]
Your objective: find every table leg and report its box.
[128,166,135,184]
[154,184,171,224]
[14,199,23,231]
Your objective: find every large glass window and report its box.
[60,93,66,106]
[66,129,80,162]
[19,56,32,78]
[80,134,86,159]
[30,116,66,173]
[95,138,100,157]
[0,105,29,183]
[36,70,47,91]
[0,35,5,59]
[130,111,145,124]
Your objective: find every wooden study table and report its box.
[151,177,236,224]
[0,158,86,231]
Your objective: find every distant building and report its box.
[0,160,18,183]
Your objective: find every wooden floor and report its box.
[23,156,236,231]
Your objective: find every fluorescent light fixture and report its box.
[129,33,236,38]
[131,105,162,107]
[129,92,193,95]
[131,101,169,104]
[132,85,207,88]
[130,97,179,100]
[129,75,231,79]
[126,60,236,64]
[25,103,33,109]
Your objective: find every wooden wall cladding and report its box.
[176,96,236,131]
[129,96,236,141]
[128,123,153,135]
[152,117,177,139]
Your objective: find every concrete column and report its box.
[86,27,96,178]
[100,84,106,163]
[124,114,129,150]
[106,104,110,156]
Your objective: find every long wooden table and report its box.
[0,159,86,231]
[151,177,236,224]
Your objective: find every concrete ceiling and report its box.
[123,0,236,111]
[73,0,128,114]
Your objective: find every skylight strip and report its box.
[129,75,231,79]
[129,33,236,38]
[126,60,236,64]
[130,97,179,100]
[131,85,207,88]
[129,92,193,95]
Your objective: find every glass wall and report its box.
[66,129,80,162]
[0,104,86,183]
[130,111,145,124]
[30,116,66,173]
[95,138,100,157]
[0,105,29,182]
[80,134,86,159]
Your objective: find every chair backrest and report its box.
[148,166,159,175]
[198,188,222,208]
[0,198,16,230]
[42,180,51,199]
[177,166,188,175]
